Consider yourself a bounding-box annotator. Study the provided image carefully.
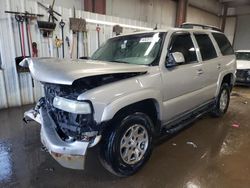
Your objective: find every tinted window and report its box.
[236,52,250,60]
[168,33,197,64]
[212,33,234,55]
[194,34,217,61]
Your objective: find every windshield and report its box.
[91,32,165,65]
[236,52,250,61]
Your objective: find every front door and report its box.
[161,32,205,123]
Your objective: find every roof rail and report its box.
[180,22,221,32]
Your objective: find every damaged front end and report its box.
[24,83,102,170]
[21,57,148,170]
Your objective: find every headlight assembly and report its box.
[53,96,91,114]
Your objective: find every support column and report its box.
[221,4,228,32]
[175,0,188,27]
[84,0,93,12]
[84,0,106,14]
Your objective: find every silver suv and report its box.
[22,24,236,177]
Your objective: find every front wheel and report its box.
[99,112,154,177]
[211,83,230,117]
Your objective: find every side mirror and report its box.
[166,52,185,68]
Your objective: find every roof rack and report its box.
[180,22,221,32]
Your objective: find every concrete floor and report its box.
[0,87,250,188]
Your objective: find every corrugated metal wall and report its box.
[234,15,250,50]
[224,17,236,45]
[106,0,177,27]
[186,6,221,28]
[0,0,165,110]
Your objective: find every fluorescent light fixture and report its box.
[85,18,153,31]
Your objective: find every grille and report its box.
[236,70,249,82]
[236,70,246,78]
[43,84,96,139]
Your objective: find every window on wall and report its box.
[212,33,234,55]
[168,33,197,64]
[194,34,217,61]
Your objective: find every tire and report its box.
[211,83,230,117]
[99,112,154,177]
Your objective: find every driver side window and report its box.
[168,33,197,65]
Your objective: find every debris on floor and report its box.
[40,146,48,152]
[243,101,248,104]
[172,143,177,146]
[232,123,240,128]
[231,92,240,97]
[186,141,198,148]
[44,167,54,172]
[200,152,207,159]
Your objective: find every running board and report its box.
[161,100,215,135]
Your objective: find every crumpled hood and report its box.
[237,60,250,70]
[20,58,148,85]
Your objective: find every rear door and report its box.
[161,32,205,122]
[193,32,219,100]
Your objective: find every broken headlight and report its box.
[53,96,91,114]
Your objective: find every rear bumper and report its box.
[24,107,89,170]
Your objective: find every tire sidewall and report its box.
[217,83,230,115]
[104,113,154,176]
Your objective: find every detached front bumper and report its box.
[24,107,89,170]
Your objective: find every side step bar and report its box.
[161,100,215,135]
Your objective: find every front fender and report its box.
[101,89,163,122]
[216,71,236,96]
[77,71,163,123]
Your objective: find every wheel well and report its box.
[222,73,233,90]
[112,99,160,134]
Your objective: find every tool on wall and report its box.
[54,36,63,58]
[83,31,89,57]
[154,24,158,30]
[113,25,123,36]
[25,17,32,56]
[5,10,44,72]
[69,7,86,59]
[37,0,61,37]
[15,15,25,57]
[65,36,70,48]
[79,30,89,59]
[32,42,38,57]
[59,19,65,58]
[96,25,101,48]
[65,36,70,56]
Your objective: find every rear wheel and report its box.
[99,112,154,177]
[211,83,230,117]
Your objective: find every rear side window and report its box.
[212,33,234,55]
[194,34,217,61]
[168,33,197,64]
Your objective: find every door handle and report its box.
[217,63,221,69]
[197,69,204,75]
